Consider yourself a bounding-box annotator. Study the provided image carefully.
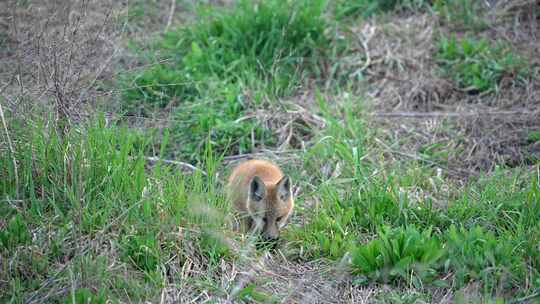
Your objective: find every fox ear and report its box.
[277,175,291,200]
[249,176,266,202]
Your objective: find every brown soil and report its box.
[1,0,539,303]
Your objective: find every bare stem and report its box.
[0,98,20,199]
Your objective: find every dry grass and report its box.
[346,5,540,178]
[1,0,122,120]
[1,1,539,303]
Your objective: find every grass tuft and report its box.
[0,214,31,250]
[436,35,528,93]
[118,0,331,160]
[120,0,330,106]
[433,0,488,31]
[334,0,429,19]
[445,225,525,292]
[351,226,444,286]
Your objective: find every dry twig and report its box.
[145,156,207,176]
[0,97,19,199]
[164,0,176,32]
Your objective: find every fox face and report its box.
[227,159,294,242]
[247,175,293,241]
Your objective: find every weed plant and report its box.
[334,0,429,19]
[433,0,488,31]
[436,35,527,93]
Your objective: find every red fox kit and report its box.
[227,159,294,241]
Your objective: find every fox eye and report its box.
[276,216,283,222]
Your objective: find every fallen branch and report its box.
[351,24,375,76]
[145,156,207,176]
[374,137,471,178]
[223,150,302,162]
[509,289,540,304]
[371,111,534,118]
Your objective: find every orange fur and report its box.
[227,159,294,240]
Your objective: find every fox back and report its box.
[226,159,294,241]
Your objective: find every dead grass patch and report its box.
[2,1,539,303]
[1,0,122,125]
[347,5,540,176]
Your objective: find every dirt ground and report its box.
[1,0,539,303]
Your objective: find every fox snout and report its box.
[263,235,279,242]
[258,221,280,250]
[227,159,294,245]
[249,216,280,241]
[261,220,280,241]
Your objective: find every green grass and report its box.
[0,115,236,302]
[351,226,444,286]
[375,290,432,304]
[436,35,528,93]
[333,0,429,19]
[433,0,488,31]
[3,102,540,302]
[118,0,331,160]
[445,225,526,292]
[0,214,31,250]
[528,131,540,143]
[4,0,540,302]
[166,83,274,161]
[291,161,539,296]
[126,0,158,24]
[64,288,107,304]
[283,97,540,299]
[286,95,447,261]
